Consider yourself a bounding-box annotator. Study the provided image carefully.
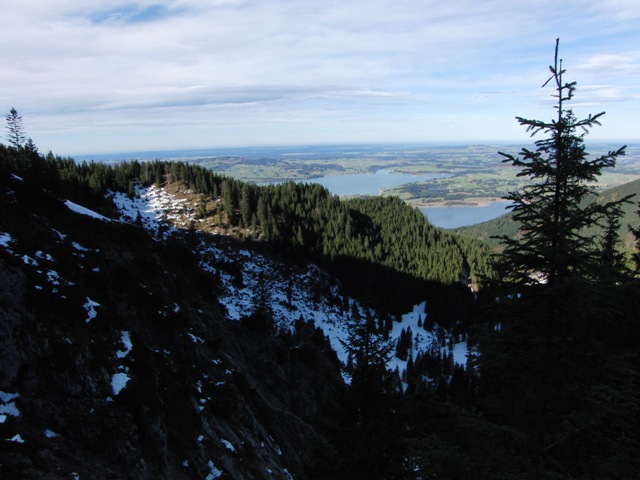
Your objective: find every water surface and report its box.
[420,201,511,229]
[304,170,448,196]
[303,171,509,228]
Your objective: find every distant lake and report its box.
[302,170,449,196]
[420,201,511,229]
[296,171,509,228]
[292,171,509,229]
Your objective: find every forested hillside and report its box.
[0,141,494,311]
[455,177,640,256]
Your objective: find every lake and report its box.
[303,170,449,196]
[420,202,511,229]
[302,171,509,228]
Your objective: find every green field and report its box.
[185,143,640,207]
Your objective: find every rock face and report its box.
[0,171,345,479]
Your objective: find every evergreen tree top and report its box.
[495,39,631,286]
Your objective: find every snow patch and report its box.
[111,372,130,395]
[8,434,25,443]
[0,402,21,417]
[452,341,468,366]
[221,438,236,453]
[198,238,457,380]
[53,228,67,240]
[0,391,21,418]
[198,242,355,365]
[83,297,101,323]
[205,460,223,480]
[44,429,60,438]
[35,251,55,261]
[0,231,14,248]
[46,269,61,286]
[22,254,38,266]
[116,331,132,359]
[188,332,205,344]
[0,390,20,403]
[71,241,89,252]
[109,185,191,239]
[64,200,112,222]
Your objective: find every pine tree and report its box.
[340,309,402,480]
[598,199,633,282]
[496,39,627,287]
[478,39,640,479]
[5,107,26,150]
[341,308,395,419]
[240,183,254,228]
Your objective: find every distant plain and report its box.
[81,142,640,227]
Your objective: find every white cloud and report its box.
[574,52,640,79]
[1,0,639,153]
[578,84,639,103]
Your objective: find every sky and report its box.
[2,0,639,155]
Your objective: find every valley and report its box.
[87,142,640,210]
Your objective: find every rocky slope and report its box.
[0,170,346,479]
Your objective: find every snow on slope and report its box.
[0,231,14,249]
[64,200,112,222]
[107,185,467,377]
[109,185,194,239]
[198,241,355,365]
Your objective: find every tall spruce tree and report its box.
[5,107,26,150]
[496,39,627,286]
[477,40,640,480]
[340,307,402,480]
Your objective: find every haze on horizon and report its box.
[2,0,639,156]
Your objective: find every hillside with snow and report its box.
[0,168,469,479]
[108,183,469,379]
[1,171,340,479]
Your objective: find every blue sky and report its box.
[2,0,639,155]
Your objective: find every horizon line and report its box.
[70,138,640,160]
